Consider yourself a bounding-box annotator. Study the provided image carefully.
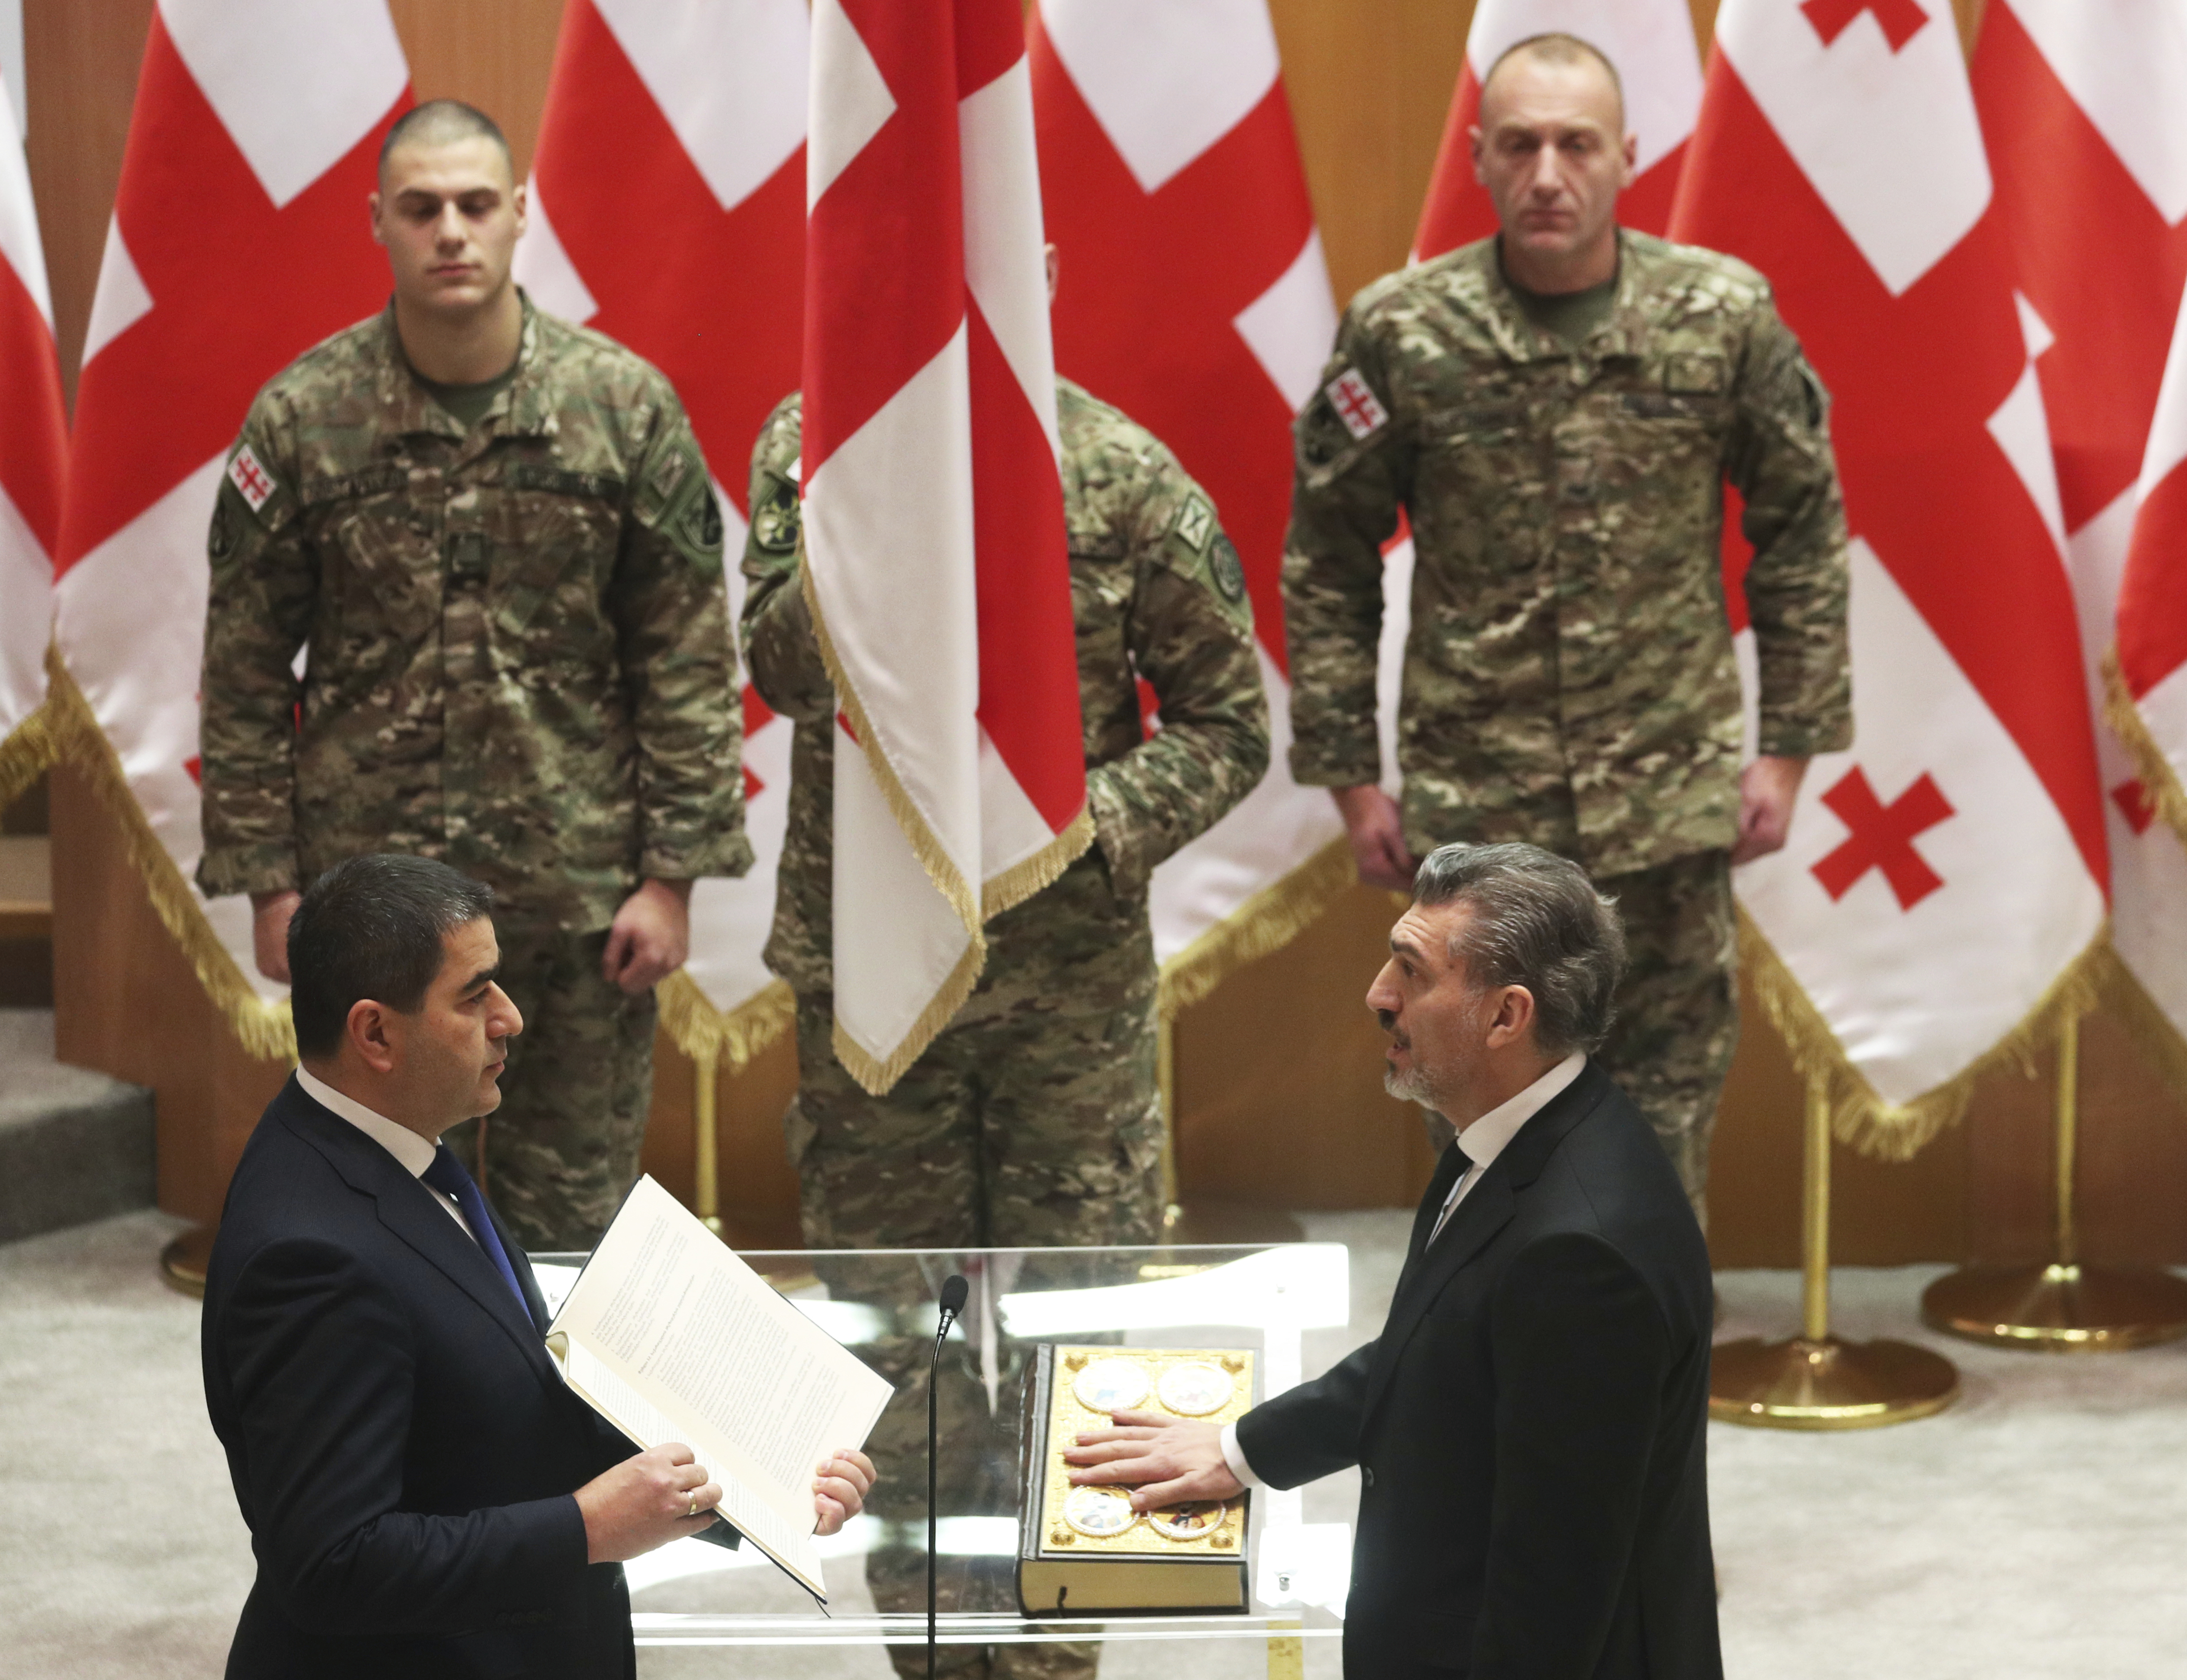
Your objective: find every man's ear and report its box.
[1484,984,1538,1051]
[347,997,400,1076]
[367,189,387,249]
[511,178,528,239]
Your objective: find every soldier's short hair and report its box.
[289,854,496,1059]
[1481,32,1627,133]
[378,99,512,183]
[1410,842,1626,1058]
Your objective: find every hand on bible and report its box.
[813,1446,876,1536]
[576,1441,723,1563]
[1063,1410,1243,1511]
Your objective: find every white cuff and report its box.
[1220,1421,1261,1489]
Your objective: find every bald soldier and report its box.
[1282,34,1852,1223]
[197,101,748,1250]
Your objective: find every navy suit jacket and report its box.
[202,1076,639,1679]
[1236,1061,1722,1679]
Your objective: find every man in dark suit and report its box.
[1066,841,1720,1679]
[202,853,872,1678]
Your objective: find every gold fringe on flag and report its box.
[1739,905,2107,1163]
[655,970,798,1074]
[2101,649,2187,848]
[0,697,59,813]
[796,555,1093,1093]
[1156,837,1359,1021]
[40,650,296,1062]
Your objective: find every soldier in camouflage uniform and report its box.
[197,103,749,1252]
[742,377,1268,1678]
[1282,35,1852,1222]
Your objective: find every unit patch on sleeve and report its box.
[227,444,280,516]
[1208,534,1246,603]
[1173,494,1214,554]
[1325,369,1390,442]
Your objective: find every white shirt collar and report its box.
[296,1065,438,1180]
[1454,1051,1587,1177]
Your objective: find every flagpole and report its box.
[1920,1012,2187,1350]
[1709,1071,1959,1429]
[693,1046,723,1236]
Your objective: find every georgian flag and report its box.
[1972,1,2187,1052]
[805,0,1088,1093]
[1671,0,2108,1155]
[1028,0,1345,998]
[1411,0,1703,262]
[515,0,808,1061]
[52,0,409,1045]
[0,67,65,774]
[2114,291,2187,861]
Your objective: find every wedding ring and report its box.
[686,1494,698,1518]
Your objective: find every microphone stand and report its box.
[929,1274,968,1680]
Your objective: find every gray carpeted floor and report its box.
[5,1208,2185,1677]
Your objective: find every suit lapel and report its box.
[1361,1172,1516,1429]
[1388,1141,1467,1304]
[280,1082,561,1386]
[1357,1065,1616,1432]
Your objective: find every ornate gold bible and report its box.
[1016,1343,1254,1614]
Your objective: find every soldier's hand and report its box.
[1332,785,1417,892]
[1733,755,1810,865]
[250,889,302,984]
[604,878,691,994]
[1064,1411,1242,1511]
[813,1446,875,1536]
[575,1441,723,1563]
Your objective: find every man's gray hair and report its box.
[1411,842,1625,1057]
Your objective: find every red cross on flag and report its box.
[0,70,66,790]
[515,0,808,1071]
[805,0,1088,1092]
[1972,1,2187,1058]
[1671,0,2109,1157]
[1411,0,1703,263]
[51,0,409,1053]
[1027,0,1348,1008]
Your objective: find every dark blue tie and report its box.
[422,1144,537,1329]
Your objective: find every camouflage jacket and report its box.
[741,382,1270,998]
[1282,230,1852,878]
[196,297,750,929]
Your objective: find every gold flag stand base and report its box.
[1920,1014,2187,1353]
[1710,1074,1960,1431]
[1708,1334,1959,1430]
[160,1224,216,1297]
[1920,1261,2187,1352]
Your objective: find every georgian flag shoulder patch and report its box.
[1324,368,1389,441]
[227,444,279,515]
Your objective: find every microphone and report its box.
[929,1274,969,1680]
[937,1273,969,1333]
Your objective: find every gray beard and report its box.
[1383,1061,1435,1107]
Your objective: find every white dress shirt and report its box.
[296,1066,476,1241]
[1218,1051,1588,1489]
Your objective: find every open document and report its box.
[545,1175,894,1601]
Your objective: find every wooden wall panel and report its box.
[40,0,2170,1274]
[386,0,565,179]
